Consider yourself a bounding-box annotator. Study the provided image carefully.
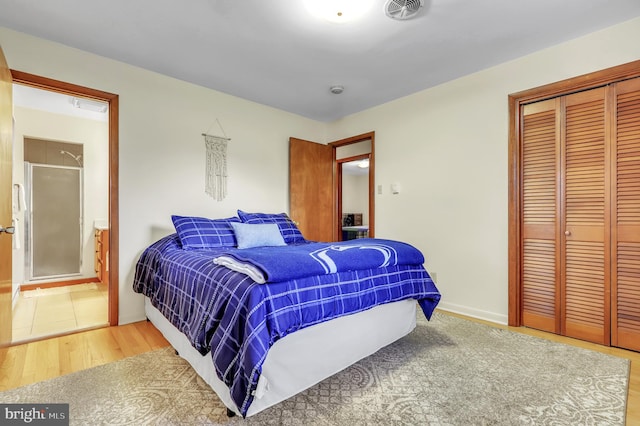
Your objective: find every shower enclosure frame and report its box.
[24,161,84,282]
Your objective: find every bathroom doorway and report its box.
[10,82,111,343]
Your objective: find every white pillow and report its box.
[230,222,286,249]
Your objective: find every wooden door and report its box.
[511,60,640,351]
[521,99,561,334]
[0,45,13,347]
[561,88,609,345]
[289,137,335,242]
[521,87,610,345]
[611,77,640,351]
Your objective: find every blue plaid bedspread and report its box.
[133,234,441,417]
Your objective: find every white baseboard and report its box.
[436,301,508,326]
[118,313,148,326]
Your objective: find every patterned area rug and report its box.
[0,312,629,425]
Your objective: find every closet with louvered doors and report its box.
[612,77,640,352]
[520,78,640,350]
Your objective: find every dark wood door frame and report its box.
[329,131,375,241]
[0,46,12,347]
[336,153,371,241]
[508,59,640,327]
[11,70,119,327]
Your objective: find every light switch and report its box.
[390,183,401,194]
[377,185,383,195]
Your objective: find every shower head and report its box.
[60,150,83,166]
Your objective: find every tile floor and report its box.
[11,282,109,343]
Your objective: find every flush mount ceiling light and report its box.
[304,0,375,23]
[330,85,344,94]
[384,0,424,20]
[71,96,108,113]
[357,159,370,168]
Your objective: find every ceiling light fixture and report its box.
[304,0,374,23]
[357,159,370,168]
[71,96,108,113]
[330,85,344,94]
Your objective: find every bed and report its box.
[133,212,441,417]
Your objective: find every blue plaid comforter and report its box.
[133,234,441,417]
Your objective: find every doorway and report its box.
[289,132,375,242]
[331,132,375,240]
[338,155,370,241]
[8,71,119,344]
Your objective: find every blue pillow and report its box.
[171,215,240,250]
[237,210,306,244]
[230,222,286,249]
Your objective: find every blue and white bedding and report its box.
[213,238,425,283]
[133,234,441,417]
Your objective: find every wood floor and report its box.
[0,313,637,424]
[0,320,169,391]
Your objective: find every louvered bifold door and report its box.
[612,77,640,351]
[561,88,610,345]
[521,99,561,334]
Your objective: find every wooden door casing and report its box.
[11,70,120,328]
[330,132,375,240]
[0,45,13,347]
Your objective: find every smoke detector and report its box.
[384,0,424,20]
[330,85,344,94]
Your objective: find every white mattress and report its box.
[145,297,417,417]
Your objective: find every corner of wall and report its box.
[436,301,508,325]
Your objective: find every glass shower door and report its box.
[27,163,82,280]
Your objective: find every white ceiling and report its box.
[1,0,640,122]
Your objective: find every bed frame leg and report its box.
[226,408,236,418]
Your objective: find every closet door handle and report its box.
[565,230,571,236]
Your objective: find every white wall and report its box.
[0,27,326,324]
[12,106,108,295]
[326,17,640,323]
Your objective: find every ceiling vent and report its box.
[384,0,424,20]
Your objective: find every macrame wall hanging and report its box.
[202,119,231,201]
